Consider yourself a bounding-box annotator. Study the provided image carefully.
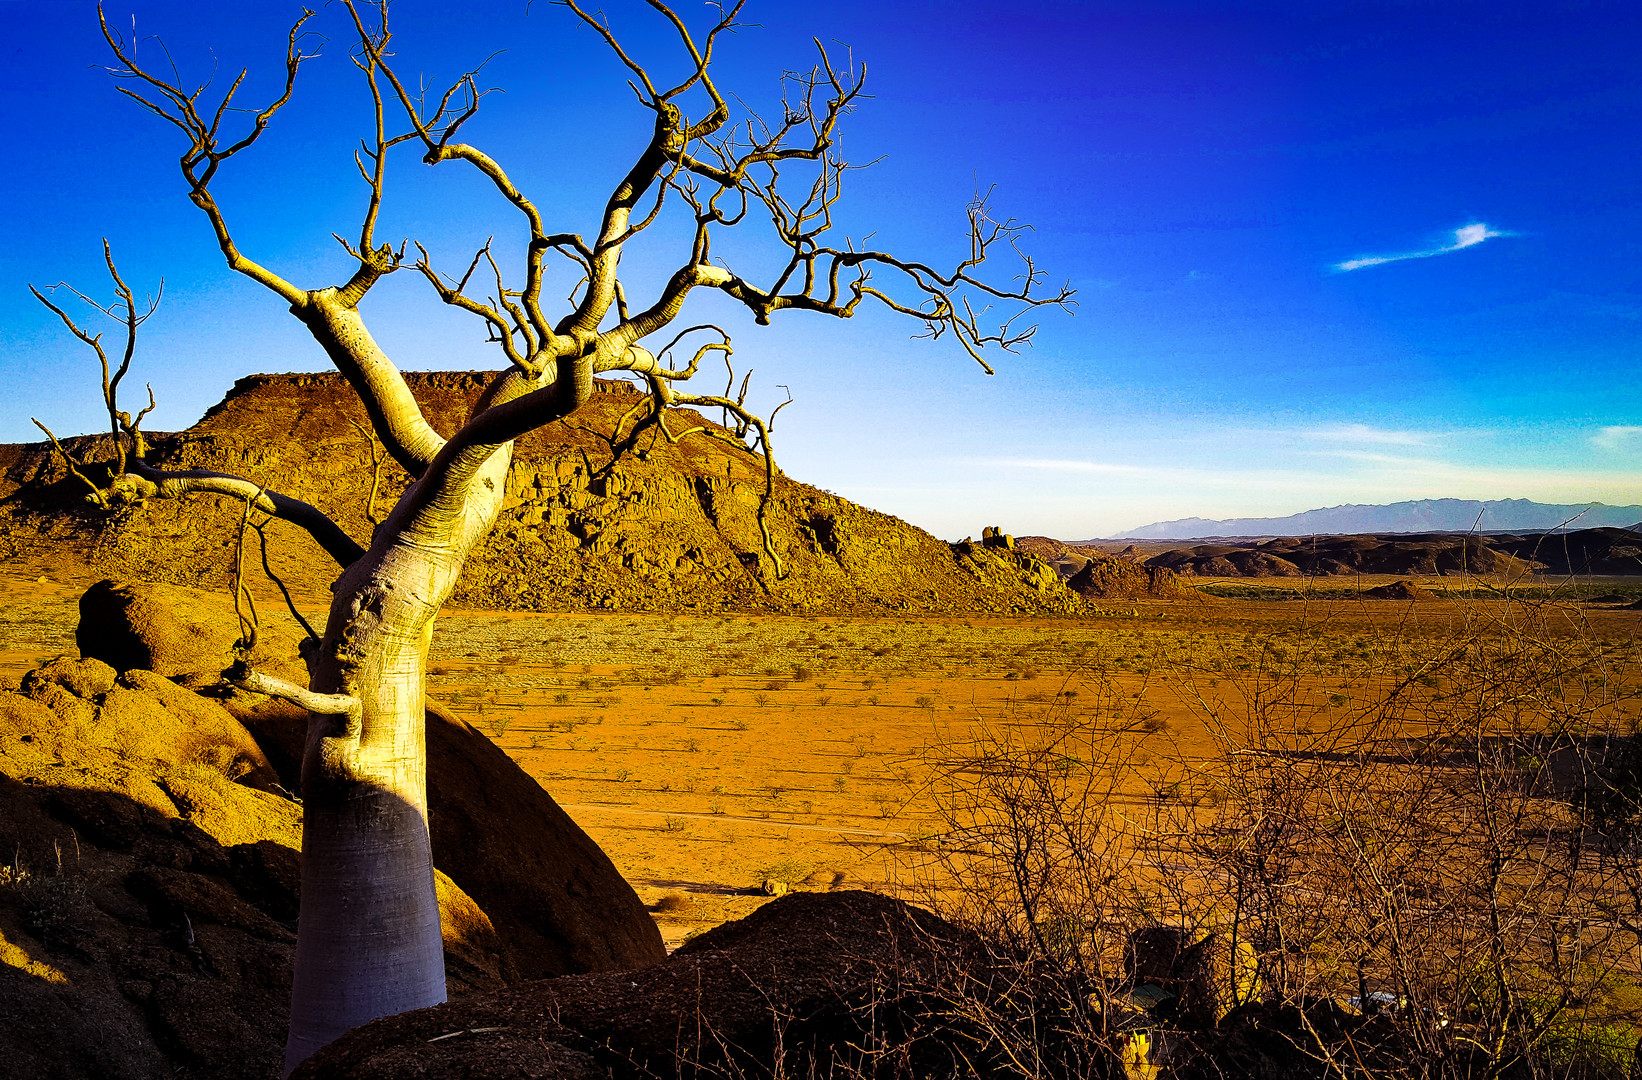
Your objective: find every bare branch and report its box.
[103,463,366,570]
[30,420,108,507]
[347,417,388,527]
[254,516,321,643]
[30,241,162,474]
[228,661,362,738]
[99,2,317,307]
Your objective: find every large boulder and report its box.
[292,891,978,1080]
[73,577,663,980]
[0,668,511,1080]
[77,579,305,682]
[232,695,667,981]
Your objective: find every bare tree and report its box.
[31,1,1071,1070]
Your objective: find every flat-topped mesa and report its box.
[1,373,1084,616]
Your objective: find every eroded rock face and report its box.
[292,891,980,1080]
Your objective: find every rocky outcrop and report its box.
[1066,557,1193,600]
[0,658,508,1080]
[292,891,980,1080]
[1,373,1089,615]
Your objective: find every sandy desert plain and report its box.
[3,556,1638,952]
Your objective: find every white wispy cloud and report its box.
[1593,425,1642,452]
[1303,423,1436,447]
[986,458,1151,476]
[1334,222,1513,273]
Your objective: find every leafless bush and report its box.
[903,594,1642,1079]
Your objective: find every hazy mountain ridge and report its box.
[1119,499,1642,540]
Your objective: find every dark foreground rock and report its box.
[292,890,983,1080]
[0,659,506,1080]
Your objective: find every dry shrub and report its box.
[901,591,1642,1079]
[653,892,692,914]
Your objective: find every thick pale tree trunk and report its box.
[283,430,517,1073]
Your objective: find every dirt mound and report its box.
[1361,579,1431,600]
[1,373,1087,616]
[0,661,507,1080]
[292,890,978,1080]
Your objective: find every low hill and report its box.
[1014,535,1192,599]
[1138,530,1642,578]
[1118,498,1642,540]
[1491,528,1642,576]
[0,373,1082,616]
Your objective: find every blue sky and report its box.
[1,0,1638,538]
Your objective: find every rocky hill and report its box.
[1013,534,1193,599]
[0,373,1085,615]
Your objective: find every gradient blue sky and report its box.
[2,0,1638,538]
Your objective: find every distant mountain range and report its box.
[1116,499,1642,540]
